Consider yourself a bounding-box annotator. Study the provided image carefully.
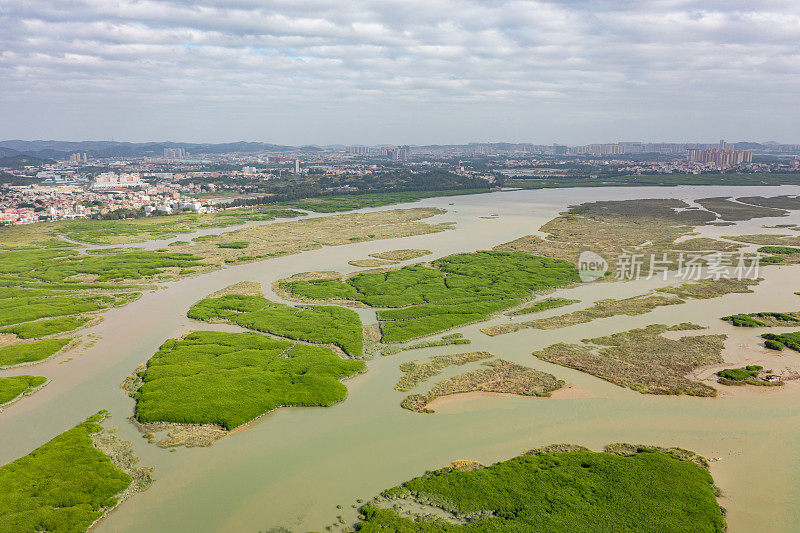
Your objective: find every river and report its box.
[3,185,800,532]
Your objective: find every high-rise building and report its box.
[687,148,752,167]
[347,146,368,155]
[294,159,300,174]
[164,147,187,158]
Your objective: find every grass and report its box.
[281,189,489,213]
[695,197,788,221]
[722,312,800,327]
[188,291,364,357]
[758,245,800,254]
[0,293,136,327]
[505,297,580,316]
[382,333,472,356]
[370,249,432,261]
[0,412,133,533]
[55,208,304,245]
[401,359,564,413]
[216,241,249,249]
[0,248,204,282]
[349,259,395,268]
[0,375,48,406]
[355,445,724,532]
[762,332,800,352]
[715,365,781,387]
[533,324,725,397]
[0,338,71,368]
[484,294,680,335]
[169,207,452,268]
[0,316,93,339]
[656,278,760,299]
[395,351,493,391]
[494,198,741,266]
[133,331,365,430]
[736,195,800,210]
[283,251,580,342]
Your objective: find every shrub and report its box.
[0,412,132,532]
[135,331,365,429]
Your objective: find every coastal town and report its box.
[2,140,799,225]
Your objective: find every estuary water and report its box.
[3,186,800,532]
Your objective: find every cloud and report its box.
[0,0,798,143]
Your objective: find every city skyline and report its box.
[2,1,799,144]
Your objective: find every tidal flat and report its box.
[5,186,800,532]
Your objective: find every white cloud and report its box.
[0,0,798,143]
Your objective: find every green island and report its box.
[695,197,788,221]
[0,338,72,368]
[349,258,396,268]
[370,249,432,261]
[0,316,94,339]
[281,251,580,343]
[762,332,800,352]
[128,331,365,444]
[495,198,742,265]
[395,351,493,392]
[0,375,48,408]
[187,286,364,358]
[533,324,724,397]
[505,297,580,316]
[382,333,472,356]
[354,444,723,532]
[722,312,800,327]
[483,279,758,336]
[0,411,151,533]
[717,365,782,387]
[402,359,564,413]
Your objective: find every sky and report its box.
[1,0,799,145]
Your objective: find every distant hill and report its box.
[0,140,300,159]
[0,154,55,169]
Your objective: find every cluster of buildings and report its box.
[686,148,753,167]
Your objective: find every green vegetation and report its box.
[656,278,760,299]
[736,195,800,210]
[370,249,432,261]
[715,365,781,387]
[382,333,472,356]
[282,190,489,213]
[762,332,800,352]
[216,241,249,249]
[355,445,723,532]
[395,352,493,391]
[402,359,563,413]
[485,294,679,335]
[0,375,47,406]
[133,331,365,430]
[0,316,93,339]
[758,245,800,254]
[505,297,580,316]
[505,172,800,190]
[55,208,303,245]
[0,338,71,368]
[283,251,579,342]
[722,312,800,327]
[0,412,133,532]
[188,292,364,357]
[495,198,741,265]
[533,324,725,397]
[695,197,788,221]
[0,293,136,328]
[718,365,762,380]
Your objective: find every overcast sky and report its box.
[1,1,799,145]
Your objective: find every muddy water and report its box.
[3,185,800,532]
